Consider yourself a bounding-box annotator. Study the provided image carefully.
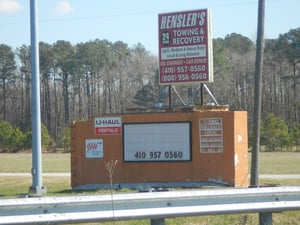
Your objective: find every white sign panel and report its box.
[123,122,191,162]
[199,118,223,153]
[95,117,122,135]
[85,139,103,158]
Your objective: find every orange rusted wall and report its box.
[70,109,248,188]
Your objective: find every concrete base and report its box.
[29,186,47,196]
[73,181,228,191]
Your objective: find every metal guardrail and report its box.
[0,186,300,225]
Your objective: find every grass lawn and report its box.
[0,152,299,225]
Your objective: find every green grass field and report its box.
[254,152,300,174]
[0,152,70,173]
[0,152,299,224]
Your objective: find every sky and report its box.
[0,0,299,55]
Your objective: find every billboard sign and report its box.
[95,117,122,135]
[123,122,191,162]
[158,9,213,85]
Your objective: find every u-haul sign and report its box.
[95,117,122,135]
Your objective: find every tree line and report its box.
[0,28,299,151]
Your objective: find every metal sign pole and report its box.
[29,0,46,196]
[168,85,172,107]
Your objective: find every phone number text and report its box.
[130,151,188,161]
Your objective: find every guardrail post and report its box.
[259,212,272,225]
[151,218,165,225]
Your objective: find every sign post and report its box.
[29,0,46,196]
[158,9,213,85]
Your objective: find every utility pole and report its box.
[29,0,46,196]
[250,0,265,187]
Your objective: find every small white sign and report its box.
[85,139,103,158]
[199,118,223,153]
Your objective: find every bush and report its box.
[261,114,289,151]
[0,121,52,152]
[57,127,70,152]
[41,124,51,150]
[290,123,300,146]
[10,128,27,152]
[0,121,14,151]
